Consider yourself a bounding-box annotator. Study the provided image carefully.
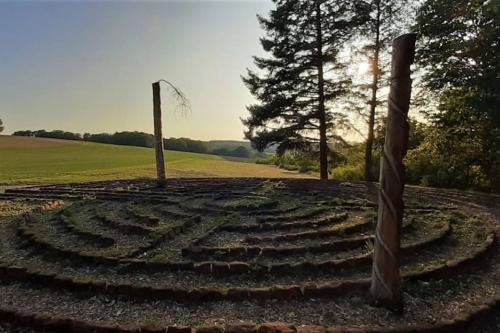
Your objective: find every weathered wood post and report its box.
[152,81,167,187]
[370,33,417,309]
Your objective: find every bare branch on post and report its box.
[152,81,167,188]
[370,33,417,309]
[151,80,190,188]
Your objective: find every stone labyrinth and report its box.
[0,179,498,332]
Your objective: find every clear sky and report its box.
[0,0,273,141]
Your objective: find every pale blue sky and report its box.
[0,1,273,140]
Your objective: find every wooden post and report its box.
[152,81,166,187]
[370,33,417,309]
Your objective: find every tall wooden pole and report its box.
[370,33,417,309]
[152,81,166,187]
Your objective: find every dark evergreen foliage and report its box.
[242,0,369,179]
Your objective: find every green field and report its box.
[0,136,308,185]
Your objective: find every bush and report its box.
[331,164,364,181]
[255,157,273,165]
[211,146,251,158]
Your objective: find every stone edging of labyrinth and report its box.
[0,178,498,332]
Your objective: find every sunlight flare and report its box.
[358,61,371,75]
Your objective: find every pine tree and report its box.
[242,0,369,180]
[354,0,411,181]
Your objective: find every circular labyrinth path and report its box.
[0,179,498,333]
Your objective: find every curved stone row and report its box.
[9,195,458,274]
[0,289,498,333]
[0,232,494,303]
[0,224,480,305]
[95,212,158,236]
[1,179,498,332]
[4,181,265,202]
[17,215,165,260]
[182,219,449,260]
[242,219,373,244]
[219,213,349,232]
[240,213,426,246]
[5,188,179,205]
[14,212,450,277]
[192,221,452,275]
[53,213,117,247]
[256,208,330,223]
[206,200,279,212]
[182,234,372,259]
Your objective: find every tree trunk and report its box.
[364,0,381,181]
[315,0,328,180]
[370,33,416,309]
[152,81,167,187]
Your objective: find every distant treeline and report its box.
[12,130,264,159]
[13,130,83,141]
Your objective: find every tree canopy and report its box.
[250,0,500,193]
[415,0,500,191]
[242,0,369,179]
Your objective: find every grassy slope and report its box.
[0,136,309,185]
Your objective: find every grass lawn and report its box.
[0,136,309,185]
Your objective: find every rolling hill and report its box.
[0,135,308,185]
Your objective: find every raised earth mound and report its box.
[0,178,498,332]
